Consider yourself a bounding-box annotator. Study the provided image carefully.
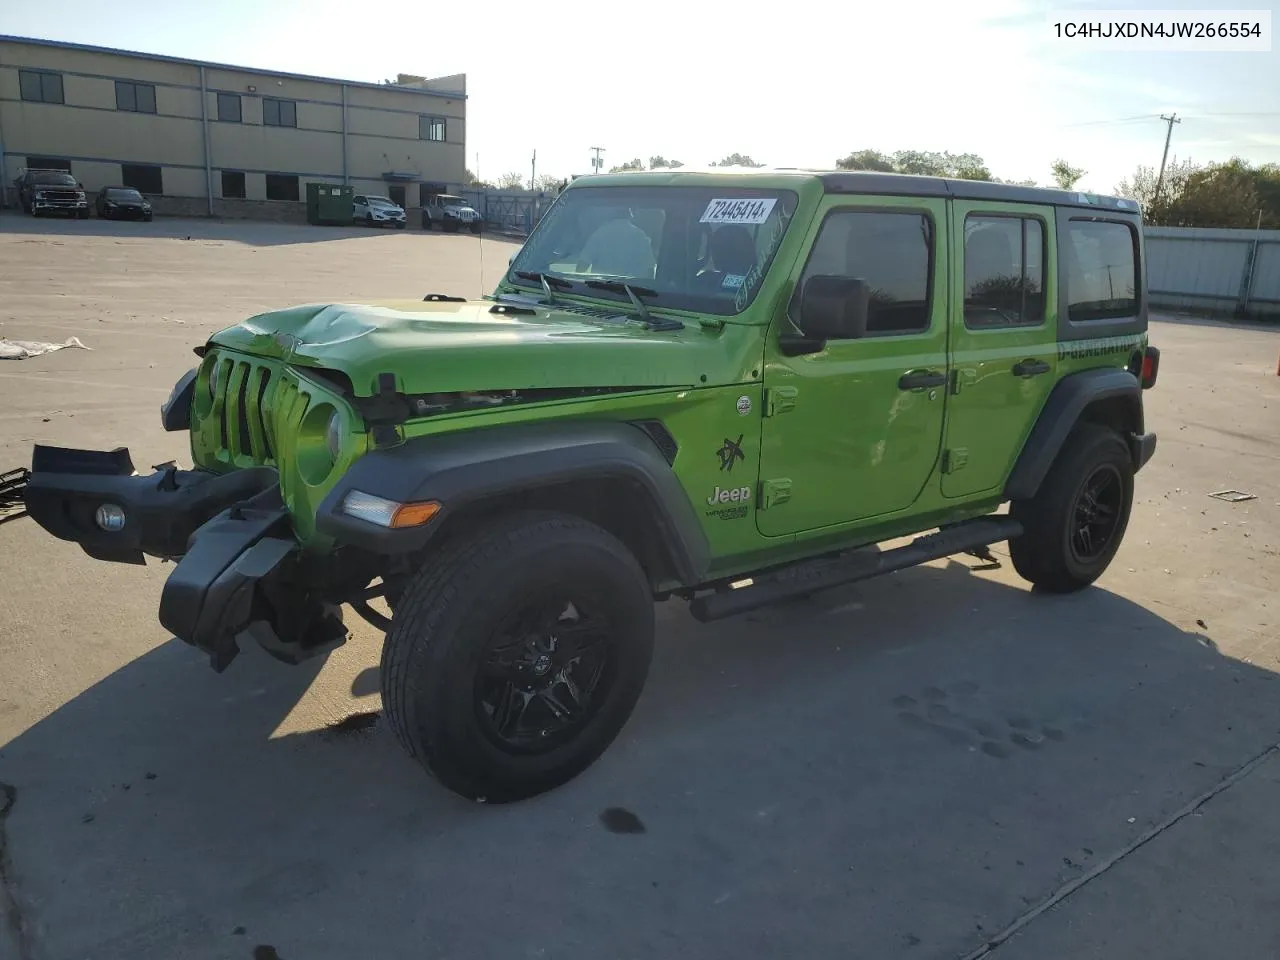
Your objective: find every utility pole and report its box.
[591,146,605,175]
[1152,113,1181,213]
[531,149,537,192]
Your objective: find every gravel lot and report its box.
[1,212,1278,960]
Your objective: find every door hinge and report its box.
[760,478,792,509]
[941,448,969,474]
[765,387,798,417]
[950,368,978,395]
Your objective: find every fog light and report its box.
[95,503,126,532]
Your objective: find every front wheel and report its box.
[1009,424,1134,592]
[381,511,655,803]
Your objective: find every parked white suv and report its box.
[353,195,407,228]
[422,193,482,233]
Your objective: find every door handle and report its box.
[898,369,947,391]
[1012,359,1050,378]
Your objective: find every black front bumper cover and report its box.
[23,445,346,671]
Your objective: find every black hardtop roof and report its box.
[579,167,1141,215]
[817,170,1141,214]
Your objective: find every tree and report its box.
[710,153,764,168]
[463,168,492,189]
[649,156,684,170]
[1161,158,1280,229]
[836,149,895,172]
[533,174,564,192]
[1114,157,1199,222]
[834,149,992,181]
[608,158,645,173]
[495,171,526,190]
[1050,159,1086,190]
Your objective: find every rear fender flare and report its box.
[1004,368,1145,501]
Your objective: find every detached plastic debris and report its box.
[0,336,91,360]
[1208,490,1256,503]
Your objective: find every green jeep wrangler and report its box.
[18,169,1159,803]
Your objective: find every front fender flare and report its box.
[315,420,710,586]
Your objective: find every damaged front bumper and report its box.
[22,445,347,671]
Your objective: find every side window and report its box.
[964,215,1046,329]
[794,209,934,335]
[1066,219,1138,322]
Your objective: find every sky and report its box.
[5,0,1278,193]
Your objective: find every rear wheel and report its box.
[381,511,655,803]
[1009,424,1134,592]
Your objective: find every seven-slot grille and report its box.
[210,357,306,466]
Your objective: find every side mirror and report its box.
[800,276,869,340]
[780,276,870,356]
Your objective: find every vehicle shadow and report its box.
[3,559,1279,960]
[0,210,436,247]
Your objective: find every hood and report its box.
[208,298,759,397]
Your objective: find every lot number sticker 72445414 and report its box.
[700,198,777,225]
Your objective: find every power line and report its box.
[1059,114,1160,128]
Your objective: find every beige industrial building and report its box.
[0,34,466,219]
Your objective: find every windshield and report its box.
[506,185,798,316]
[32,172,77,186]
[368,196,398,207]
[106,188,143,201]
[440,196,468,206]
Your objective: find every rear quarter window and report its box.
[1065,219,1139,323]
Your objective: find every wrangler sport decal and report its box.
[1057,334,1144,362]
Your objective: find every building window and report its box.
[419,116,446,142]
[221,171,246,199]
[26,156,72,172]
[262,98,297,127]
[121,164,163,195]
[265,174,300,202]
[963,215,1046,329]
[115,81,157,114]
[217,93,242,123]
[793,209,934,335]
[1066,219,1139,322]
[19,69,64,104]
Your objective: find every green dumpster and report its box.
[306,183,353,226]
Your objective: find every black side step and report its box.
[689,516,1023,622]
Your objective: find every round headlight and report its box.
[207,361,220,399]
[326,410,342,460]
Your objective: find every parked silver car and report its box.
[352,195,407,228]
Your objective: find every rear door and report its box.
[941,201,1058,499]
[757,197,950,536]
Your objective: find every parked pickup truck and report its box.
[16,168,89,218]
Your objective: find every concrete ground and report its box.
[0,212,1277,960]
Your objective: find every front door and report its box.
[941,201,1058,498]
[757,197,950,536]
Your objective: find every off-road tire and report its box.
[381,510,655,803]
[1009,423,1134,592]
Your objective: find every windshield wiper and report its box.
[584,279,657,298]
[583,280,682,331]
[513,271,573,304]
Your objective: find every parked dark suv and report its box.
[16,168,89,218]
[95,186,153,221]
